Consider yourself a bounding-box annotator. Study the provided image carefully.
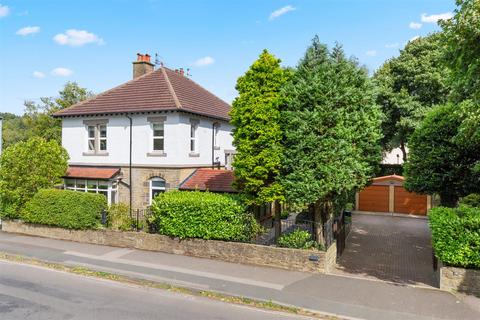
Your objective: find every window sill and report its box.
[82,152,109,156]
[213,146,220,150]
[189,152,200,158]
[147,152,167,157]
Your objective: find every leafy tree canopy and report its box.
[404,102,480,207]
[0,137,69,218]
[280,36,383,208]
[230,50,290,204]
[374,33,450,160]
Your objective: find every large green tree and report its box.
[441,0,480,103]
[404,102,480,207]
[0,137,69,218]
[374,33,450,160]
[280,37,382,243]
[230,50,289,205]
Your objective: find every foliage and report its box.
[440,0,480,103]
[377,164,403,177]
[1,82,93,148]
[429,206,480,269]
[280,36,383,210]
[0,137,69,218]
[108,203,134,231]
[374,33,450,160]
[22,189,107,230]
[277,229,317,250]
[230,50,290,205]
[460,194,480,208]
[404,103,480,207]
[149,191,262,242]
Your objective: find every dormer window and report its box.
[83,120,108,156]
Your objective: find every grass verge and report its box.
[0,252,339,319]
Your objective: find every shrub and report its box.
[277,229,316,250]
[108,203,134,231]
[150,191,262,242]
[459,193,480,208]
[429,206,480,269]
[22,189,107,230]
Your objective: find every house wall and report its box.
[62,111,234,167]
[382,147,407,165]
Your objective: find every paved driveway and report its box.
[334,213,436,287]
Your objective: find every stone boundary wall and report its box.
[2,221,336,274]
[436,261,480,297]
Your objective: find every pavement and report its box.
[0,260,312,320]
[0,231,478,320]
[335,214,435,286]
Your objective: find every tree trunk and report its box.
[439,193,458,208]
[273,201,281,242]
[313,200,325,247]
[400,141,407,163]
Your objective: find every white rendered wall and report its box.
[382,147,407,165]
[62,112,234,167]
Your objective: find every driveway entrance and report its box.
[334,213,436,287]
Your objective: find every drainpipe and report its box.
[125,114,133,215]
[211,123,215,169]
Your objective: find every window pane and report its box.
[99,125,107,138]
[153,138,164,151]
[98,181,108,190]
[76,180,86,189]
[190,139,195,152]
[153,123,164,137]
[65,179,75,188]
[88,139,95,151]
[87,180,97,189]
[151,189,164,200]
[110,191,117,204]
[88,126,95,138]
[190,125,195,138]
[99,191,108,198]
[100,139,107,151]
[151,180,165,188]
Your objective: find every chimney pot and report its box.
[132,53,154,79]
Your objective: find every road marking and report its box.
[63,251,285,290]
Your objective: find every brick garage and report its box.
[356,175,432,216]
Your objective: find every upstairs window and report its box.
[84,120,108,155]
[213,123,220,149]
[189,119,199,155]
[153,122,164,151]
[147,116,167,156]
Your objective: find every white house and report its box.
[54,54,235,208]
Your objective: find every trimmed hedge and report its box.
[429,206,480,269]
[150,191,262,242]
[22,189,107,230]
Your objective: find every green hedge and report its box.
[150,191,262,242]
[108,203,134,231]
[459,193,480,208]
[429,206,480,269]
[277,229,316,250]
[22,189,107,230]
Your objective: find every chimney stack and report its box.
[132,53,154,79]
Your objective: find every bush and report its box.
[150,191,262,242]
[277,229,316,250]
[429,206,480,269]
[22,189,107,230]
[459,193,480,208]
[108,203,134,231]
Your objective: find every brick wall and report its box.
[2,221,336,274]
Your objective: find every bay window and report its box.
[64,178,117,205]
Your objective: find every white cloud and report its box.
[269,5,296,20]
[366,50,377,57]
[192,56,215,67]
[53,29,104,47]
[421,12,453,23]
[51,67,73,77]
[32,71,45,79]
[385,43,399,48]
[16,26,40,36]
[0,4,10,17]
[409,22,422,30]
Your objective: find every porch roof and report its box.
[65,166,121,180]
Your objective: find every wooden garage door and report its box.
[358,185,389,213]
[394,186,427,215]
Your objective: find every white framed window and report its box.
[83,120,109,155]
[224,150,236,170]
[213,123,220,149]
[64,178,118,205]
[189,119,199,155]
[150,177,166,204]
[153,122,164,151]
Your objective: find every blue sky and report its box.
[0,0,455,115]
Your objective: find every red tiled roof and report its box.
[65,166,120,180]
[179,168,236,193]
[372,174,404,182]
[53,67,231,120]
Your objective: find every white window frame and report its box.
[189,119,199,156]
[149,177,166,205]
[213,122,220,150]
[83,120,109,155]
[152,122,165,152]
[64,178,118,205]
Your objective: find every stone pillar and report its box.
[389,185,395,213]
